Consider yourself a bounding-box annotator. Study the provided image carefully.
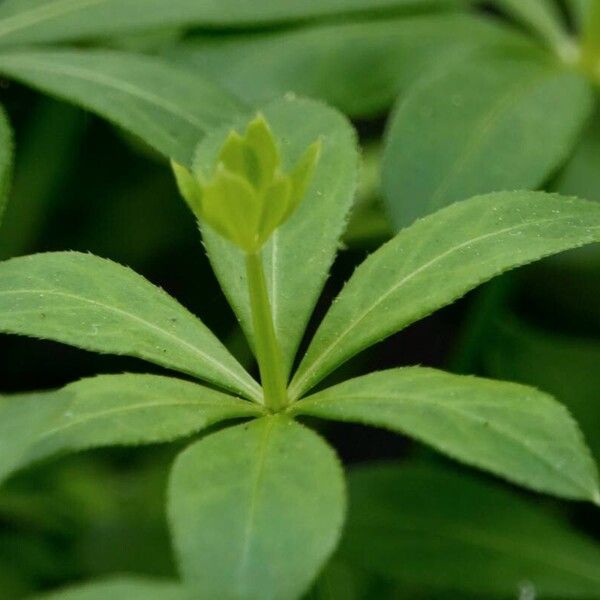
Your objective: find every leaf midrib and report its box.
[425,68,558,212]
[364,517,600,584]
[0,287,260,399]
[237,418,277,594]
[0,54,212,129]
[291,213,597,398]
[0,0,106,38]
[301,393,596,499]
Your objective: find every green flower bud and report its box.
[172,113,321,253]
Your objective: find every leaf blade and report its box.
[0,373,262,484]
[34,576,190,600]
[291,367,600,502]
[343,462,600,597]
[0,48,243,165]
[0,0,460,45]
[0,252,260,399]
[196,97,358,376]
[168,416,346,600]
[168,13,532,118]
[0,105,14,226]
[291,191,600,398]
[382,53,592,228]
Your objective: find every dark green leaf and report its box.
[343,462,600,597]
[169,13,530,118]
[382,52,592,228]
[169,416,346,600]
[35,577,189,599]
[0,0,460,45]
[0,48,243,164]
[0,105,13,225]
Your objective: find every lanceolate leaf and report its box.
[292,367,600,502]
[0,374,261,484]
[0,252,261,400]
[169,13,531,118]
[196,97,358,376]
[0,106,14,225]
[169,416,346,600]
[483,314,600,460]
[491,0,571,53]
[290,192,600,399]
[0,49,243,165]
[0,0,459,45]
[35,577,189,599]
[382,52,592,228]
[343,463,600,597]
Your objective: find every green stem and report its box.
[581,0,600,80]
[245,252,288,411]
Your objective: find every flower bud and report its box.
[173,114,321,253]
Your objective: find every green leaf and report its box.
[342,463,600,597]
[0,252,260,400]
[0,105,13,226]
[292,367,600,501]
[555,106,600,203]
[483,313,600,461]
[0,100,84,259]
[382,52,592,228]
[0,373,262,484]
[169,13,531,118]
[0,0,460,45]
[291,191,600,398]
[34,577,189,599]
[169,416,346,600]
[195,97,358,376]
[0,48,243,165]
[491,0,572,54]
[568,0,592,29]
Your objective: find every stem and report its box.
[581,0,600,81]
[245,251,288,411]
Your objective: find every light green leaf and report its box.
[342,463,600,597]
[491,0,573,55]
[290,191,600,399]
[195,97,358,376]
[483,313,600,461]
[0,0,460,45]
[0,252,261,399]
[0,374,262,484]
[0,105,13,226]
[291,367,600,501]
[169,416,346,600]
[0,48,243,165]
[35,577,189,600]
[382,52,592,228]
[168,13,532,117]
